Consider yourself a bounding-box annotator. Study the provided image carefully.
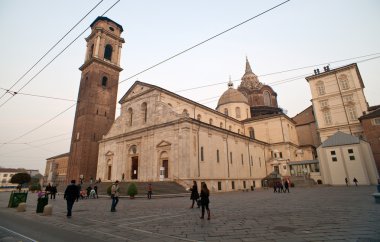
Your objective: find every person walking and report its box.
[45,183,52,196]
[94,185,98,199]
[64,180,80,218]
[279,181,284,193]
[189,181,200,208]
[284,180,290,193]
[86,186,92,199]
[111,180,120,212]
[147,183,152,199]
[50,185,57,199]
[353,177,358,186]
[200,182,211,220]
[345,177,349,186]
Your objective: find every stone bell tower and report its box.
[67,17,124,183]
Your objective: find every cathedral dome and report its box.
[217,82,248,109]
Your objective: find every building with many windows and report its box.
[307,64,379,185]
[306,64,368,142]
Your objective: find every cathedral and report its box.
[95,64,318,191]
[60,17,379,191]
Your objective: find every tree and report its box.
[10,173,31,190]
[30,174,42,185]
[29,174,42,192]
[127,183,138,198]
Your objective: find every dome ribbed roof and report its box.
[217,88,248,107]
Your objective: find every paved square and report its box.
[1,186,379,241]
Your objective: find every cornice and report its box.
[99,117,268,146]
[79,57,123,72]
[85,28,125,43]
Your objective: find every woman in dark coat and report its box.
[200,182,210,220]
[190,181,199,208]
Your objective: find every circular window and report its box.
[109,26,114,31]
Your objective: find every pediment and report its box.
[119,81,155,104]
[156,140,172,148]
[105,151,114,156]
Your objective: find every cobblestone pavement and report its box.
[1,186,379,242]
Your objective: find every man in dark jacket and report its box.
[64,180,80,217]
[50,185,57,199]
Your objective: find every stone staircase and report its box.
[88,181,189,198]
[289,176,317,187]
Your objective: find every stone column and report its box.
[94,33,101,58]
[117,44,122,66]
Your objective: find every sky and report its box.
[0,0,379,174]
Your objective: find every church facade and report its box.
[96,59,317,191]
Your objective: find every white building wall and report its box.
[317,141,379,185]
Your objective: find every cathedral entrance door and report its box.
[131,156,138,179]
[107,165,112,180]
[162,160,168,178]
[274,165,279,174]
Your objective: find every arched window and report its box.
[197,114,201,121]
[220,122,223,128]
[229,125,232,131]
[141,102,147,123]
[209,118,213,125]
[224,108,228,116]
[249,128,255,139]
[102,76,107,87]
[235,107,241,118]
[182,109,189,116]
[104,44,113,61]
[201,147,204,161]
[128,108,133,126]
[263,91,271,106]
[316,81,325,95]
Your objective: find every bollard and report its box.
[17,202,26,212]
[43,204,53,216]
